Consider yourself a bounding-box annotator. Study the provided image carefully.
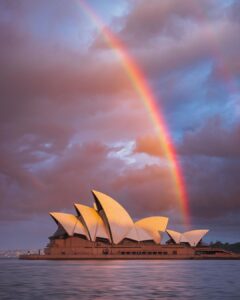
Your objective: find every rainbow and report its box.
[78,0,190,225]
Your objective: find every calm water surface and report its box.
[0,259,239,299]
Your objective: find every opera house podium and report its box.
[20,190,240,260]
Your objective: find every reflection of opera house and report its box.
[20,190,239,259]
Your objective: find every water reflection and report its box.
[0,259,239,299]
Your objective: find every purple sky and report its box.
[0,0,240,249]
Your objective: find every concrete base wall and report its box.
[19,236,240,260]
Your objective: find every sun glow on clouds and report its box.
[0,0,240,248]
[107,141,162,168]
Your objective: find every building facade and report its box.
[20,190,239,259]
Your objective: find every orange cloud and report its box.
[134,135,166,157]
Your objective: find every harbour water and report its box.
[0,259,239,299]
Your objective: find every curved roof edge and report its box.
[125,226,154,242]
[92,190,134,244]
[166,230,182,244]
[166,229,209,246]
[50,212,89,238]
[135,216,169,244]
[182,230,209,247]
[74,204,109,241]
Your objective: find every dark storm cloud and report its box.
[0,140,178,223]
[120,0,209,42]
[93,0,240,81]
[0,142,116,220]
[134,117,240,159]
[0,0,240,248]
[179,117,240,158]
[134,115,240,222]
[185,156,240,219]
[112,164,180,218]
[0,0,156,153]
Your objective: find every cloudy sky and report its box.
[0,0,240,249]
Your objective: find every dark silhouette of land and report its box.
[210,242,240,253]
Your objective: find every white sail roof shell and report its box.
[135,217,169,244]
[95,214,109,240]
[182,230,209,247]
[166,230,182,244]
[125,226,138,241]
[166,229,209,246]
[125,226,154,242]
[50,212,88,238]
[74,204,109,241]
[92,190,134,244]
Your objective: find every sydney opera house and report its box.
[20,190,239,259]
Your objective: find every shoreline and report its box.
[19,253,240,260]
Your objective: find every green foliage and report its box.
[210,241,240,253]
